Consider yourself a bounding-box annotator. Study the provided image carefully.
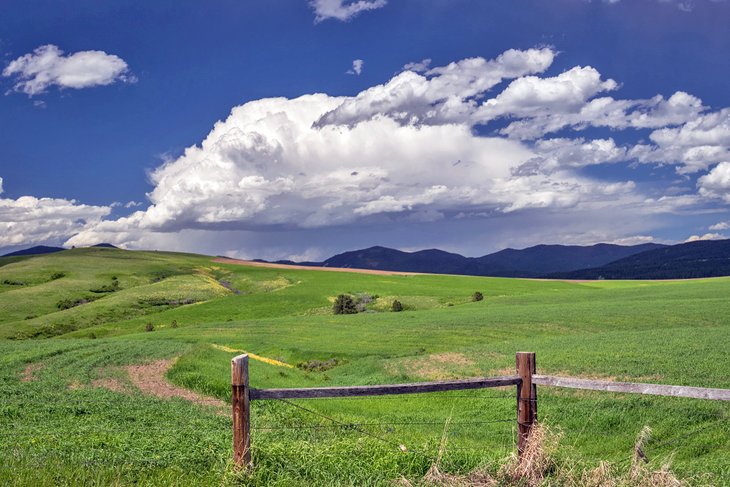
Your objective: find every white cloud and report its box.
[499,91,705,140]
[686,232,726,242]
[56,46,727,251]
[403,58,432,73]
[2,44,134,96]
[650,108,730,148]
[515,137,626,174]
[310,0,386,22]
[709,221,730,231]
[608,235,656,246]
[697,161,730,202]
[626,107,729,174]
[477,66,618,122]
[0,177,110,247]
[629,143,729,174]
[317,47,556,127]
[346,59,364,75]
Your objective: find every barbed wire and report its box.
[274,397,437,461]
[649,415,728,451]
[253,418,514,431]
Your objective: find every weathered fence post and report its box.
[232,354,251,468]
[516,352,537,458]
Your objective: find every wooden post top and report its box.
[232,354,249,386]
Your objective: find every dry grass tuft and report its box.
[627,427,687,487]
[501,423,561,486]
[402,422,690,487]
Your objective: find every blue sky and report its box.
[1,0,730,259]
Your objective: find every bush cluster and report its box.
[2,279,25,286]
[90,278,120,293]
[472,291,484,302]
[57,296,98,310]
[333,294,357,314]
[333,293,381,314]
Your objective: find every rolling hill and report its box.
[1,247,729,484]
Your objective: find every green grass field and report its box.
[1,247,728,485]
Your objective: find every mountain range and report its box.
[269,240,730,279]
[1,243,117,258]
[548,239,730,279]
[6,240,730,280]
[313,243,667,277]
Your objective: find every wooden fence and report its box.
[231,351,730,468]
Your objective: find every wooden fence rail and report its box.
[250,376,521,400]
[231,351,730,469]
[533,375,730,401]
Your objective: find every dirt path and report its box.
[20,363,43,382]
[213,256,421,276]
[123,359,226,408]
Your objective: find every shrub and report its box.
[145,322,155,332]
[391,300,403,312]
[57,297,95,310]
[333,294,357,315]
[472,291,484,302]
[297,358,341,372]
[50,272,65,280]
[354,293,374,312]
[90,279,120,293]
[3,279,25,286]
[171,320,178,329]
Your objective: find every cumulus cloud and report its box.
[476,66,618,122]
[608,235,656,246]
[0,177,110,247]
[2,44,134,96]
[317,47,556,126]
[499,91,705,140]
[709,221,730,231]
[346,59,364,75]
[686,232,726,242]
[58,46,728,251]
[403,58,432,73]
[310,0,386,22]
[516,137,627,174]
[697,161,730,202]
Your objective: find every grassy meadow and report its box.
[1,247,728,485]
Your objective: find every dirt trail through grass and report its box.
[212,256,421,276]
[125,359,226,408]
[19,363,42,382]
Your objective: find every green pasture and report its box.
[0,247,728,485]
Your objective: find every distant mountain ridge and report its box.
[271,242,667,278]
[1,245,65,257]
[549,239,730,279]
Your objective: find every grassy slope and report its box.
[0,248,728,486]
